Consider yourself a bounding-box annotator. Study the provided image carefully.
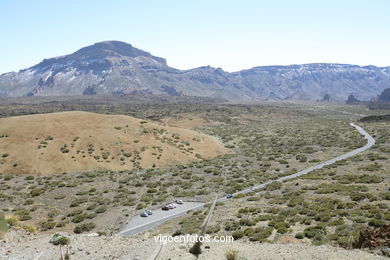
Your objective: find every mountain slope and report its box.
[0,111,227,174]
[0,41,389,101]
[233,64,390,101]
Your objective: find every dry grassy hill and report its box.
[0,111,227,175]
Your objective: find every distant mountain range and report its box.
[1,41,389,101]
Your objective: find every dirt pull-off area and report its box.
[0,230,387,260]
[0,111,227,175]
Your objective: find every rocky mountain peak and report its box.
[72,41,166,62]
[28,41,166,73]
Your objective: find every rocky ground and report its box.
[0,230,387,260]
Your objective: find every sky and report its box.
[1,0,390,73]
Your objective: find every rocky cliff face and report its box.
[233,64,390,101]
[1,41,389,101]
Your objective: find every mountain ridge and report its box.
[1,41,389,101]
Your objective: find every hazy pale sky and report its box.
[1,0,389,73]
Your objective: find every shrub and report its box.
[239,218,255,226]
[249,227,273,241]
[39,221,56,231]
[123,152,132,157]
[56,222,67,228]
[24,199,34,205]
[72,214,85,223]
[296,154,307,162]
[224,220,240,231]
[102,152,110,160]
[95,206,107,214]
[379,192,390,200]
[231,230,244,240]
[50,233,70,246]
[206,224,221,234]
[47,210,58,218]
[23,224,37,233]
[73,222,96,233]
[86,213,97,219]
[60,144,69,153]
[303,225,326,239]
[295,232,304,239]
[350,193,366,201]
[30,189,44,197]
[70,198,87,207]
[19,214,32,221]
[6,216,19,227]
[225,249,239,260]
[86,203,97,210]
[67,209,83,217]
[277,226,289,234]
[368,219,385,227]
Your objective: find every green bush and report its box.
[206,224,221,234]
[350,193,366,201]
[224,220,240,231]
[95,206,107,214]
[303,225,326,239]
[296,154,307,162]
[72,214,85,223]
[249,227,273,241]
[368,219,385,227]
[39,221,56,231]
[225,249,239,260]
[231,230,244,240]
[73,222,96,233]
[239,218,255,226]
[67,209,83,217]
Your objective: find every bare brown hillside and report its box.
[0,111,227,175]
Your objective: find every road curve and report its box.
[120,123,375,236]
[230,123,375,197]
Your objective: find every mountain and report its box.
[1,41,389,101]
[378,88,390,102]
[233,64,390,101]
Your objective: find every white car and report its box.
[176,199,183,204]
[167,203,177,209]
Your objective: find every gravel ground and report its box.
[0,230,387,260]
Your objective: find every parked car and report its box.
[176,199,183,204]
[146,210,153,215]
[171,203,177,208]
[162,205,170,211]
[167,204,175,209]
[226,194,233,199]
[140,212,148,217]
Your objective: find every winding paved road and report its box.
[120,123,375,236]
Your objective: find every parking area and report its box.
[120,201,204,236]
